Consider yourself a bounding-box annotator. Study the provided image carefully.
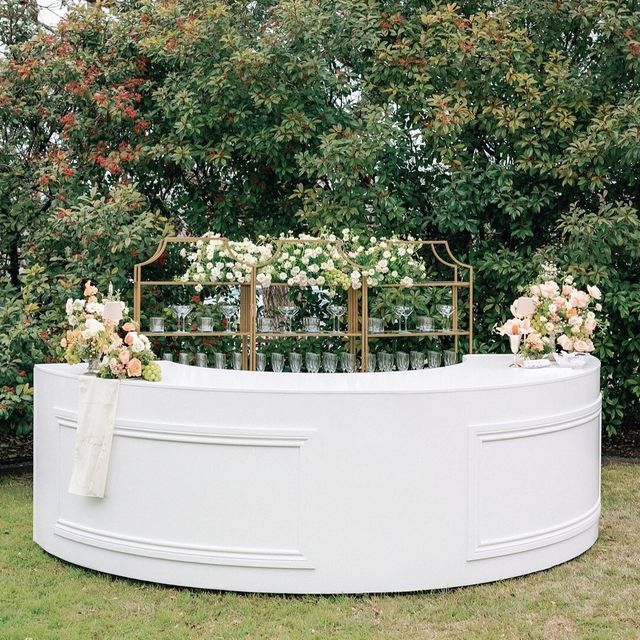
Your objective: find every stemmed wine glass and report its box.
[393,304,413,333]
[509,333,522,368]
[170,304,193,333]
[219,303,238,333]
[437,304,454,332]
[327,303,346,333]
[278,303,298,333]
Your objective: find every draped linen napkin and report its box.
[68,375,120,498]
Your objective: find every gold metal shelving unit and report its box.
[134,236,473,371]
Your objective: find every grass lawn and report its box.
[1,463,639,640]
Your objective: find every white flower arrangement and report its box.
[180,231,430,294]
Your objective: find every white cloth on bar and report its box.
[68,375,120,498]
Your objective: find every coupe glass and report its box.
[278,304,298,333]
[437,304,454,332]
[393,304,413,332]
[271,352,285,373]
[220,304,238,333]
[305,352,321,373]
[170,304,193,333]
[410,351,425,370]
[396,351,410,371]
[322,352,338,373]
[327,304,346,333]
[289,352,302,373]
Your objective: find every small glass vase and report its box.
[85,357,102,374]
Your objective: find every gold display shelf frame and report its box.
[134,236,473,371]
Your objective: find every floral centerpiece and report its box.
[61,281,161,381]
[498,264,603,361]
[180,231,429,296]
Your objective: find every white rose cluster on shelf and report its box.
[180,230,428,294]
[498,266,603,359]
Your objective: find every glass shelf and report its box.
[142,331,250,337]
[367,331,470,338]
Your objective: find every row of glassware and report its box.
[150,309,454,334]
[162,349,458,372]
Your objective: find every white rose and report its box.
[545,322,554,332]
[595,303,602,312]
[65,299,74,315]
[317,276,325,285]
[587,285,602,300]
[400,276,414,287]
[131,337,146,352]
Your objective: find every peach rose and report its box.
[84,281,98,297]
[587,285,602,300]
[557,334,574,351]
[539,281,560,298]
[530,285,541,297]
[124,333,134,346]
[126,358,142,377]
[566,307,578,318]
[584,318,596,333]
[574,339,589,353]
[562,284,573,296]
[525,332,544,351]
[553,296,566,309]
[119,348,131,364]
[570,290,589,308]
[122,322,136,332]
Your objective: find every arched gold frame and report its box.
[134,236,473,371]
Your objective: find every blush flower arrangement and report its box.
[61,281,160,381]
[498,264,603,360]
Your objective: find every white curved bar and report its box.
[33,354,601,594]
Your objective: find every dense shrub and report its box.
[0,0,639,433]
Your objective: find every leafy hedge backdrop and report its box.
[1,0,639,434]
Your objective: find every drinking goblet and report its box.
[178,351,191,365]
[214,352,226,369]
[378,352,393,372]
[322,352,338,373]
[289,352,302,373]
[195,352,208,367]
[396,351,410,371]
[219,304,238,333]
[327,303,346,333]
[256,353,267,372]
[305,352,321,373]
[271,352,285,373]
[278,304,298,333]
[366,354,377,372]
[170,304,193,333]
[427,350,442,368]
[340,353,356,373]
[162,352,173,362]
[437,304,454,332]
[443,350,457,366]
[410,351,425,370]
[231,352,243,370]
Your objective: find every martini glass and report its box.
[220,303,238,333]
[278,304,298,333]
[170,304,193,333]
[437,304,454,332]
[327,303,346,333]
